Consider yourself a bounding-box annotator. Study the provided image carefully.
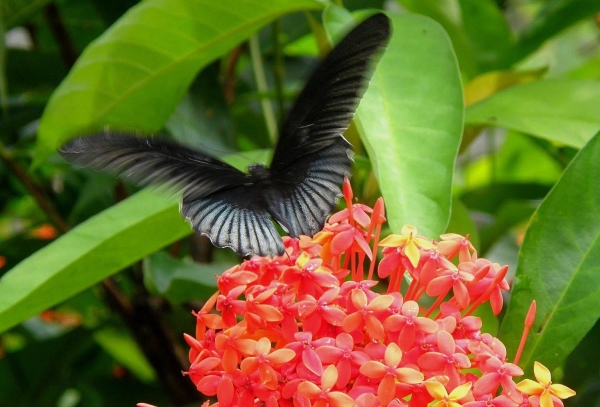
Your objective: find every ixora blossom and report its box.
[142,181,575,407]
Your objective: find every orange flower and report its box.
[342,289,394,340]
[240,337,295,390]
[360,342,424,405]
[424,380,472,407]
[298,365,355,407]
[516,362,575,407]
[30,223,57,240]
[379,225,435,268]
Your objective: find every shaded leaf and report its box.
[460,183,551,215]
[501,0,600,67]
[1,0,51,29]
[464,68,547,107]
[397,0,478,76]
[143,252,229,304]
[446,196,480,250]
[165,64,235,154]
[458,0,513,72]
[93,328,156,382]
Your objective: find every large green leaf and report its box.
[465,79,600,148]
[498,131,600,376]
[35,0,321,165]
[0,190,190,334]
[356,13,463,238]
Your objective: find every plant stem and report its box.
[43,3,78,68]
[249,33,278,144]
[0,7,9,117]
[271,20,285,122]
[0,141,70,233]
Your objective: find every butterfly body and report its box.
[60,13,391,257]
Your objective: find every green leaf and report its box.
[93,328,155,382]
[465,79,600,148]
[498,131,600,375]
[397,0,478,77]
[446,196,480,250]
[1,0,51,29]
[164,64,235,154]
[355,13,463,238]
[460,183,551,215]
[143,252,228,304]
[457,0,513,72]
[35,0,322,165]
[478,200,536,254]
[502,0,600,67]
[0,190,190,334]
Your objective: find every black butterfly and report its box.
[60,13,391,257]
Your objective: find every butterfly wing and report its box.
[60,133,284,256]
[266,13,391,237]
[60,133,246,195]
[181,187,284,257]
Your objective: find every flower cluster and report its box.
[180,181,575,407]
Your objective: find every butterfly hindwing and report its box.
[181,187,285,257]
[264,137,352,238]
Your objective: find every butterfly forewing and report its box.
[269,13,391,171]
[265,13,390,238]
[60,133,248,198]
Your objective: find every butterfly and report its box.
[60,13,391,257]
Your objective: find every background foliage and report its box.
[1,0,600,406]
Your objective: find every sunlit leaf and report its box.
[0,190,190,333]
[465,79,600,148]
[35,0,322,165]
[355,13,463,238]
[499,130,600,375]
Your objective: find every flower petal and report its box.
[550,383,576,399]
[384,342,403,367]
[267,348,296,365]
[424,381,448,399]
[298,381,321,398]
[327,391,355,407]
[377,375,397,405]
[321,364,338,390]
[360,361,387,379]
[449,382,472,399]
[368,294,395,311]
[516,379,545,395]
[533,361,552,385]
